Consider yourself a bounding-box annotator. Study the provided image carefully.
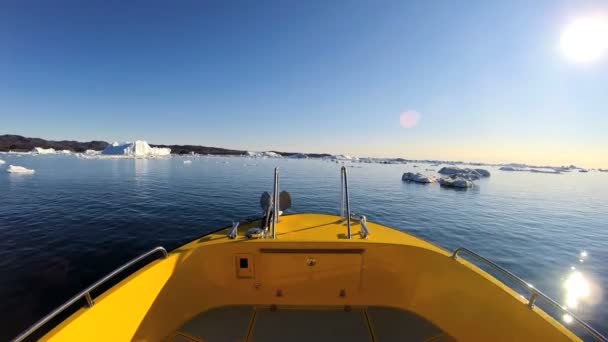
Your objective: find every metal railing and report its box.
[340,166,352,239]
[452,248,608,342]
[12,246,168,342]
[272,167,279,239]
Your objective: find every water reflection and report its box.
[561,250,602,325]
[564,271,590,310]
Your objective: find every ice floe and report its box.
[499,166,524,171]
[7,165,35,174]
[246,151,282,158]
[102,140,171,157]
[438,176,474,188]
[402,172,436,184]
[32,147,56,154]
[529,169,561,174]
[438,167,490,180]
[0,159,5,165]
[183,160,192,164]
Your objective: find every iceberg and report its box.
[402,172,436,184]
[499,166,523,171]
[32,147,56,154]
[183,160,192,164]
[438,166,490,179]
[7,165,35,174]
[246,151,282,158]
[101,140,171,157]
[529,169,561,174]
[438,176,474,188]
[0,159,5,165]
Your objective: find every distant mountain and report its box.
[0,134,108,152]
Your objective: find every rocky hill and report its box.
[0,134,108,152]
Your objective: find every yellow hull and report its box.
[39,213,579,341]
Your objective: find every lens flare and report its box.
[562,314,574,324]
[400,110,420,128]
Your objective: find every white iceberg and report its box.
[101,140,171,157]
[85,149,101,155]
[7,165,35,174]
[59,149,72,154]
[439,177,474,188]
[438,166,490,179]
[402,172,436,184]
[245,151,282,158]
[0,159,5,165]
[499,166,523,171]
[183,160,192,164]
[32,147,56,154]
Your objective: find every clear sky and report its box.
[1,0,607,167]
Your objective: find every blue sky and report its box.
[1,0,607,166]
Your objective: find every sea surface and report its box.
[0,154,607,340]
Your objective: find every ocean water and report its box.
[0,155,606,340]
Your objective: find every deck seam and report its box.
[245,307,257,342]
[364,308,377,342]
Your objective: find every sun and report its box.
[560,15,608,64]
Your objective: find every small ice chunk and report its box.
[183,160,192,164]
[402,172,436,184]
[438,176,474,188]
[7,165,35,174]
[0,159,5,165]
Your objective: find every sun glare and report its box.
[560,15,608,64]
[564,271,590,309]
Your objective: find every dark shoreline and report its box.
[0,134,587,170]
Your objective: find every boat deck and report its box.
[170,305,454,342]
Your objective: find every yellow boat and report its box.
[13,167,606,341]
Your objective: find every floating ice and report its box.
[32,147,56,154]
[246,151,282,158]
[402,172,436,184]
[101,140,171,157]
[438,177,474,188]
[183,160,192,164]
[7,165,35,174]
[0,159,5,165]
[438,167,490,179]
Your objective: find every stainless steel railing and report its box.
[339,166,352,239]
[452,248,608,342]
[12,246,168,342]
[271,167,279,239]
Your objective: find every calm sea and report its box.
[1,155,607,340]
